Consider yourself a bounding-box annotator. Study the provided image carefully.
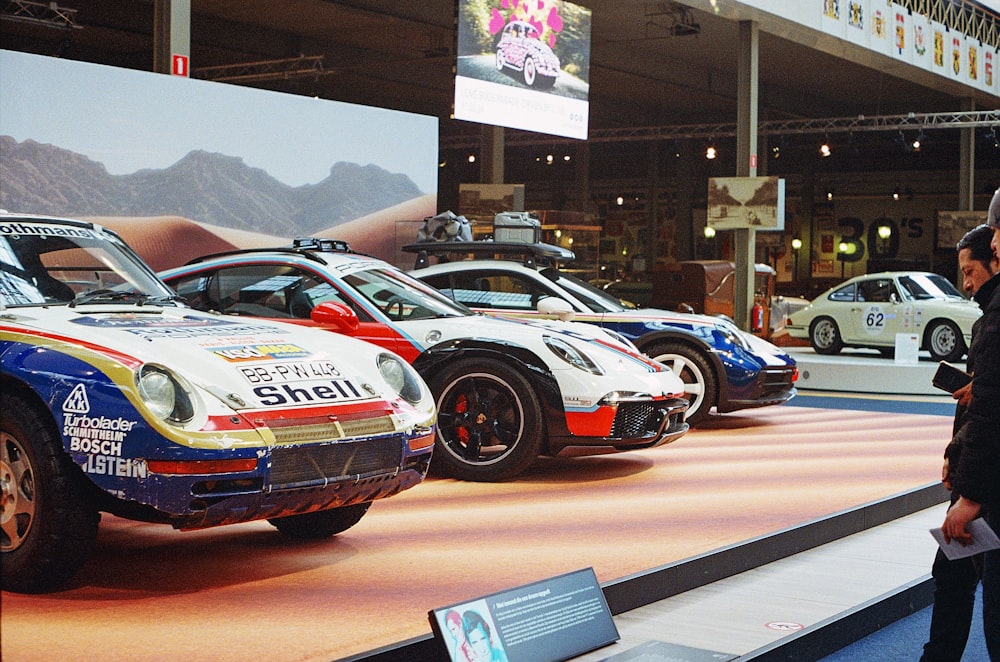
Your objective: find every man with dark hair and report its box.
[463,610,508,662]
[922,223,997,661]
[941,186,1000,660]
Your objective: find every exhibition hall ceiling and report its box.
[2,0,996,141]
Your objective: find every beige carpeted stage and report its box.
[1,400,953,662]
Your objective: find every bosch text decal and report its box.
[63,383,147,478]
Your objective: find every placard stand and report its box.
[894,332,920,364]
[429,567,618,662]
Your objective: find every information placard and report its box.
[429,567,618,662]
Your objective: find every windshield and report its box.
[0,219,175,307]
[541,267,626,313]
[897,273,965,301]
[343,266,472,321]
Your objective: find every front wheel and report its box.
[522,56,537,86]
[1,392,100,593]
[268,502,371,539]
[645,342,717,427]
[810,317,843,355]
[429,358,543,481]
[925,320,965,362]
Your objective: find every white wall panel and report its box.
[890,3,913,64]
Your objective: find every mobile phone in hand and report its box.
[932,361,971,393]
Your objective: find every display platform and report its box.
[786,347,960,396]
[1,403,954,662]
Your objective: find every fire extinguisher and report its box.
[751,299,765,334]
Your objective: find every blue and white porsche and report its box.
[0,214,436,593]
[407,242,798,426]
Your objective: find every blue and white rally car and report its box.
[0,214,436,593]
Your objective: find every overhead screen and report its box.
[454,0,591,140]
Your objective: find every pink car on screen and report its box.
[495,21,560,88]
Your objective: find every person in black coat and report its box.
[921,223,997,661]
[941,185,1000,660]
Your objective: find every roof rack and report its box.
[401,240,575,270]
[183,237,353,266]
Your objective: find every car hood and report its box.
[398,313,687,396]
[3,304,397,410]
[603,307,730,327]
[594,306,794,365]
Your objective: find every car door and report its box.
[166,263,404,355]
[843,277,899,345]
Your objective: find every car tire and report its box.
[429,358,543,482]
[268,502,371,539]
[925,319,965,362]
[810,317,843,355]
[495,50,506,71]
[1,392,100,593]
[522,56,537,86]
[645,342,717,427]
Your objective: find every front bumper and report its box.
[719,366,798,412]
[112,432,433,530]
[550,397,689,455]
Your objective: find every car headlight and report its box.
[136,363,196,424]
[544,335,605,375]
[713,319,750,350]
[599,390,654,404]
[377,353,427,405]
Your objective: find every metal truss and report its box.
[440,110,1000,149]
[900,0,1000,49]
[1,0,80,30]
[192,56,328,84]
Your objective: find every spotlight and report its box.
[706,145,717,160]
[772,145,781,159]
[546,154,554,165]
[877,223,892,240]
[892,187,901,201]
[826,189,834,201]
[616,196,624,206]
[820,142,831,157]
[467,154,476,163]
[791,237,803,250]
[704,226,717,239]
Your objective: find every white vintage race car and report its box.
[0,214,436,593]
[785,271,981,361]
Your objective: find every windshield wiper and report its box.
[69,289,147,307]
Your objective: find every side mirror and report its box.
[310,301,360,334]
[536,297,575,321]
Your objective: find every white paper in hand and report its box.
[930,518,1000,560]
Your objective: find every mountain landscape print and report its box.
[0,49,438,264]
[1,136,425,236]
